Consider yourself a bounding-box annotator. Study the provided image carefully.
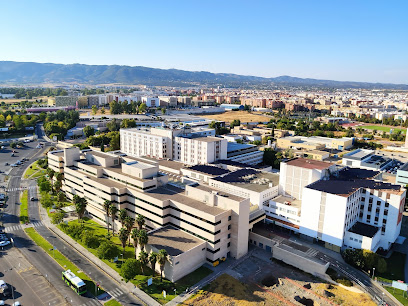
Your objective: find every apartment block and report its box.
[48,148,253,281]
[55,96,77,107]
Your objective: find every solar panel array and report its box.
[214,168,259,183]
[188,165,230,176]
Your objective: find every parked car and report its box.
[0,241,10,247]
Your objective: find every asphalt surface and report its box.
[2,124,143,306]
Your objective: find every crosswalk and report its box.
[80,299,102,306]
[305,248,319,257]
[108,288,124,298]
[6,186,36,192]
[4,221,44,233]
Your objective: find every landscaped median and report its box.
[385,286,408,305]
[19,190,29,224]
[24,227,113,302]
[58,218,213,304]
[24,160,47,179]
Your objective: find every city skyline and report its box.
[1,0,407,84]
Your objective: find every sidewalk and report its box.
[38,204,160,306]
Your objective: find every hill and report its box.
[0,61,407,89]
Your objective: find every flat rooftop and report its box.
[194,184,245,202]
[271,195,301,209]
[227,142,256,153]
[185,164,230,176]
[285,158,334,170]
[146,184,226,216]
[348,221,379,238]
[213,168,279,192]
[148,226,205,257]
[343,149,374,161]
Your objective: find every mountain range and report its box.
[0,61,407,89]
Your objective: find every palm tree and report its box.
[118,227,129,255]
[56,172,64,182]
[137,229,148,251]
[148,252,158,273]
[124,216,134,246]
[131,228,139,259]
[136,214,145,230]
[47,168,55,180]
[75,197,87,222]
[109,204,118,235]
[57,191,66,203]
[119,209,127,228]
[157,249,168,282]
[54,180,62,193]
[138,250,148,275]
[103,200,111,234]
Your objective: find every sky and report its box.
[1,0,407,84]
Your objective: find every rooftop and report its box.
[285,158,334,170]
[348,221,379,238]
[214,159,267,170]
[307,168,402,197]
[271,195,302,209]
[148,226,205,257]
[146,184,226,216]
[343,149,374,161]
[186,164,230,176]
[212,168,279,192]
[227,142,256,153]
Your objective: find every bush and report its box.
[65,223,84,240]
[51,211,65,225]
[97,240,120,261]
[81,230,100,249]
[337,279,353,287]
[120,258,140,282]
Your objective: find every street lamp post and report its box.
[373,267,375,279]
[121,253,124,264]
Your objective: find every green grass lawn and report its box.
[60,218,213,304]
[24,161,46,179]
[376,252,406,282]
[24,227,105,296]
[363,125,406,133]
[19,190,29,224]
[104,300,123,306]
[385,286,408,305]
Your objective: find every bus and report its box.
[62,270,87,295]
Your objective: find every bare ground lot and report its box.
[200,111,271,124]
[187,255,375,306]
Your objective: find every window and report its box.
[385,202,389,208]
[384,210,388,216]
[228,216,231,221]
[228,225,231,230]
[375,217,379,222]
[227,242,231,247]
[228,234,231,239]
[368,198,373,204]
[359,212,363,218]
[361,197,366,202]
[377,201,381,206]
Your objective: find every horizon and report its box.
[1,1,408,84]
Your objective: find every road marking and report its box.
[108,288,124,298]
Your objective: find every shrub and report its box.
[120,258,140,282]
[65,223,84,240]
[337,279,353,287]
[81,230,100,249]
[97,240,120,261]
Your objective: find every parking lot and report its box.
[0,140,44,189]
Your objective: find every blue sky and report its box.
[1,0,407,83]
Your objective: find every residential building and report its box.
[142,97,160,107]
[55,96,77,107]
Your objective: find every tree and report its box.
[51,211,65,224]
[101,107,106,114]
[97,241,120,261]
[120,258,139,282]
[138,103,147,114]
[136,214,145,230]
[137,229,148,251]
[54,180,62,193]
[39,181,52,193]
[124,216,134,246]
[109,204,118,235]
[107,118,120,132]
[91,105,98,115]
[131,228,139,259]
[376,257,387,273]
[75,197,87,222]
[83,125,95,138]
[230,119,241,129]
[161,108,166,115]
[109,132,120,150]
[103,200,111,234]
[157,249,168,282]
[47,168,55,180]
[119,209,128,228]
[149,252,158,273]
[81,230,100,249]
[118,228,129,254]
[57,191,66,203]
[56,172,64,182]
[138,251,148,275]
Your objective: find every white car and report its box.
[12,302,21,306]
[0,299,4,305]
[0,240,10,247]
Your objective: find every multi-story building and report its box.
[48,148,254,281]
[342,149,392,171]
[226,143,264,165]
[120,127,228,165]
[55,96,77,107]
[277,136,354,151]
[142,97,160,107]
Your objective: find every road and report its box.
[3,123,143,306]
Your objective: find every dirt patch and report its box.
[200,111,270,124]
